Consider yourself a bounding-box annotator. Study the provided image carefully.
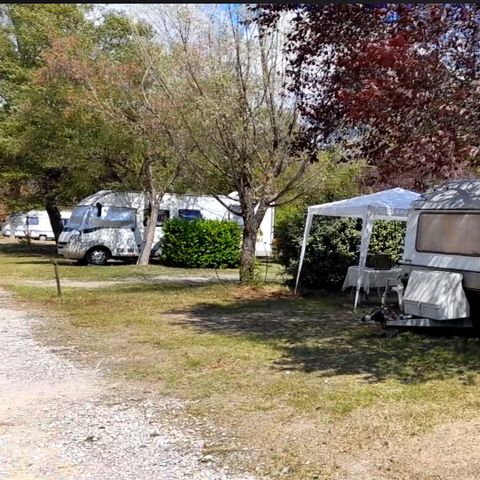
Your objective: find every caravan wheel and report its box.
[39,235,47,241]
[85,247,110,266]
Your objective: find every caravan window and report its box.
[27,216,39,226]
[156,210,170,226]
[416,212,480,256]
[179,209,202,221]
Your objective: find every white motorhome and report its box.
[2,210,71,240]
[57,190,274,265]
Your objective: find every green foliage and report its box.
[94,12,153,62]
[274,153,366,229]
[274,210,405,290]
[0,4,154,216]
[315,153,366,203]
[161,219,241,268]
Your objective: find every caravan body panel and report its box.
[402,180,480,291]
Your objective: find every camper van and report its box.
[2,210,71,240]
[381,179,480,329]
[57,190,274,265]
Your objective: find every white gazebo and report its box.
[295,187,420,309]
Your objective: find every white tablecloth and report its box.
[342,266,402,294]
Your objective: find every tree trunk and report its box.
[239,224,258,283]
[45,200,64,242]
[137,193,161,265]
[238,189,269,284]
[41,168,65,243]
[137,161,163,266]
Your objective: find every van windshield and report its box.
[64,206,89,230]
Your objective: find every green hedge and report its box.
[161,218,241,268]
[274,210,406,290]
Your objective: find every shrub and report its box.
[274,210,406,290]
[161,218,241,268]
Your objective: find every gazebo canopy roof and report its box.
[308,187,420,221]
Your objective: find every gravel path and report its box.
[0,288,255,479]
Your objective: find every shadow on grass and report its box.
[173,295,480,385]
[0,241,57,257]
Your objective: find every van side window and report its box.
[157,210,170,226]
[104,207,136,228]
[143,208,150,227]
[228,205,243,226]
[179,209,202,221]
[27,216,39,225]
[87,207,136,229]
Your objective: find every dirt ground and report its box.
[6,288,480,480]
[0,288,255,480]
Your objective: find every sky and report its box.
[104,3,232,19]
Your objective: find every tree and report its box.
[255,4,480,190]
[0,6,151,240]
[137,5,313,281]
[0,4,92,237]
[37,14,188,264]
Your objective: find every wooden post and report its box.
[50,258,62,297]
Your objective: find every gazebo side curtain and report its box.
[294,209,381,310]
[295,208,405,310]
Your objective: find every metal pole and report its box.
[50,258,62,297]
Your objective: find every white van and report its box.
[58,190,274,265]
[2,210,71,240]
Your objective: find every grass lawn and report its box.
[2,239,480,479]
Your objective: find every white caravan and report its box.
[1,213,27,237]
[2,210,71,240]
[398,179,480,328]
[57,190,274,265]
[367,179,480,330]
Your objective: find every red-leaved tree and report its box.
[255,4,480,190]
